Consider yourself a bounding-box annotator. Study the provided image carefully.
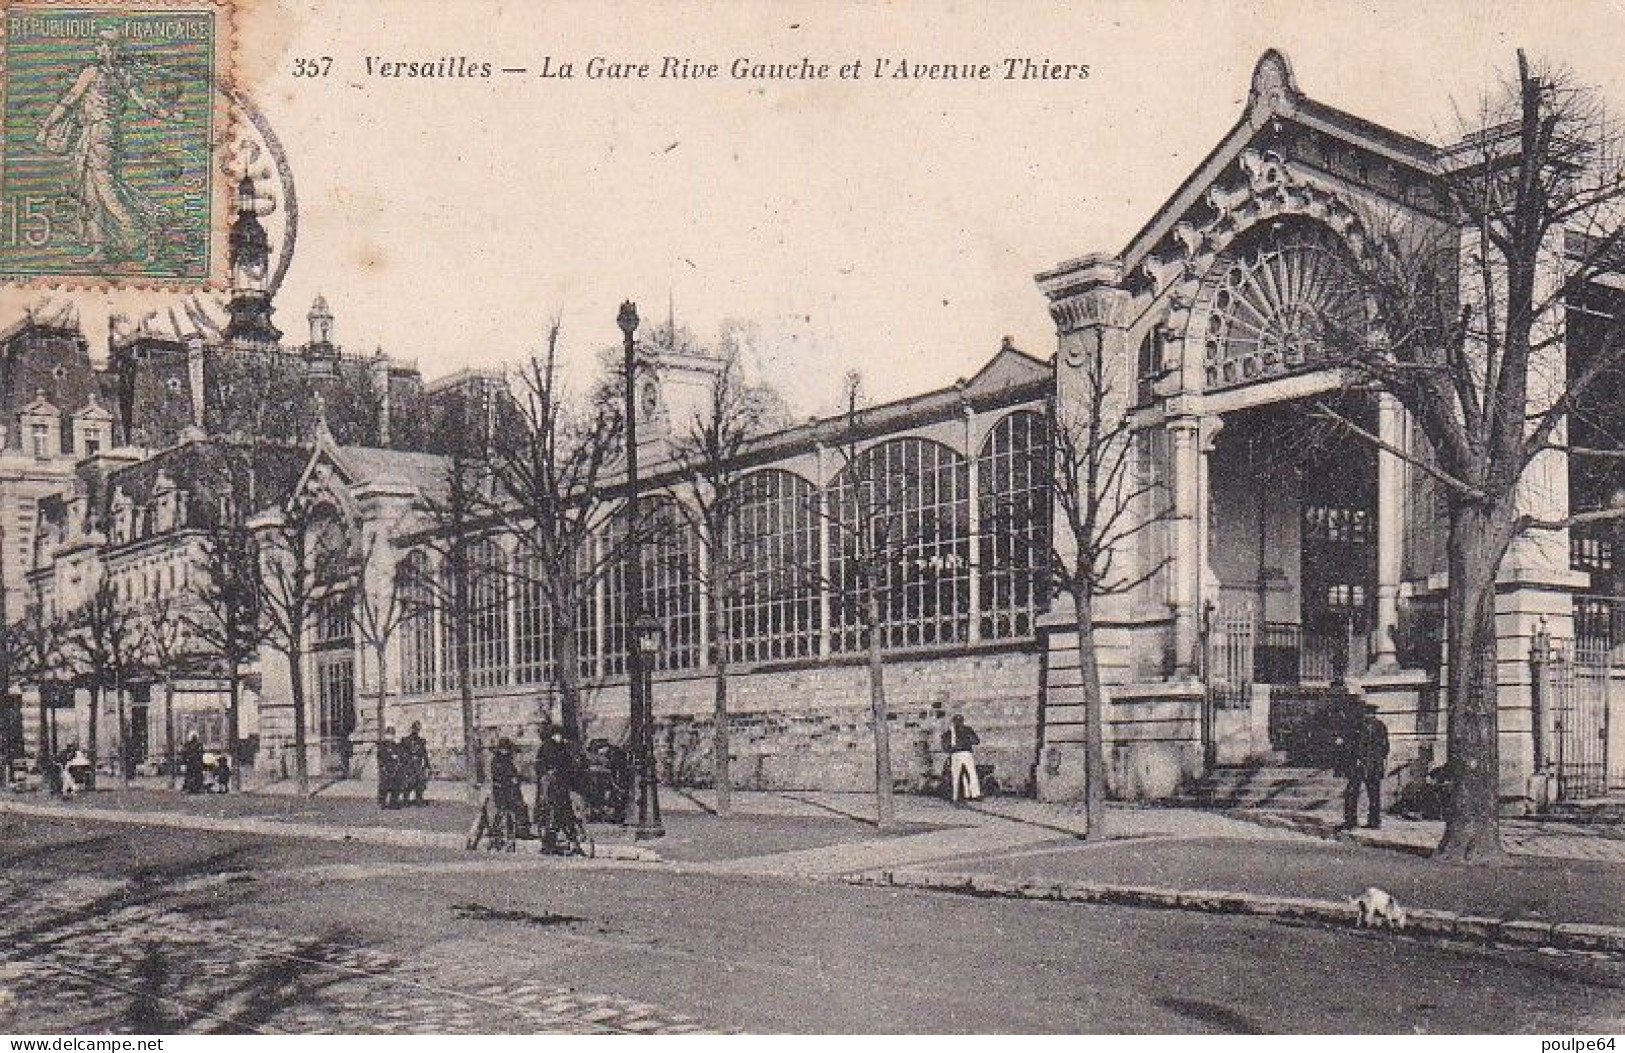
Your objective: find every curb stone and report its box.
[0,798,663,865]
[850,868,1625,955]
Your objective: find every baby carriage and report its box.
[579,739,631,822]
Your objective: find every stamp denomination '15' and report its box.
[1,3,225,285]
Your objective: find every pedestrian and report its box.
[62,744,92,798]
[489,737,527,835]
[1339,702,1390,830]
[942,714,982,803]
[377,726,401,810]
[180,732,206,794]
[532,723,578,850]
[400,721,431,806]
[213,751,232,794]
[41,747,61,796]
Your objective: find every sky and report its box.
[9,0,1625,417]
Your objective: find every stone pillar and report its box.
[1372,392,1405,671]
[1167,406,1204,679]
[1034,254,1135,802]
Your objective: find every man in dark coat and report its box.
[1340,703,1390,829]
[377,726,401,810]
[181,733,206,794]
[532,724,580,849]
[400,721,431,806]
[489,737,527,834]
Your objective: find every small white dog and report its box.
[1352,886,1409,929]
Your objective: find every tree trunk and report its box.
[288,646,310,797]
[164,675,176,791]
[115,678,129,788]
[555,610,582,739]
[866,588,894,832]
[37,691,50,774]
[227,664,242,792]
[455,623,480,802]
[1071,585,1108,838]
[86,683,99,791]
[374,644,389,787]
[1435,503,1508,863]
[709,585,732,818]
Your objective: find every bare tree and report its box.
[61,579,146,789]
[9,585,64,774]
[666,350,785,817]
[141,594,205,791]
[352,534,409,771]
[482,322,624,740]
[416,432,493,801]
[797,371,950,831]
[253,496,329,797]
[1050,339,1169,838]
[1314,52,1625,860]
[189,483,265,792]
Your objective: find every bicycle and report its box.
[539,790,595,858]
[465,794,524,853]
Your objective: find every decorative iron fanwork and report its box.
[1197,221,1360,391]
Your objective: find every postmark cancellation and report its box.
[0,0,235,288]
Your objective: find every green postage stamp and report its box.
[0,0,234,286]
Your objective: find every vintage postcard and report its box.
[0,0,1620,1042]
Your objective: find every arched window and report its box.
[829,438,971,652]
[468,539,510,689]
[575,544,599,680]
[398,549,436,695]
[437,561,458,692]
[601,514,629,678]
[308,504,357,754]
[602,499,701,675]
[645,499,701,671]
[514,551,551,685]
[512,543,599,683]
[979,411,1049,640]
[1136,328,1164,406]
[721,469,820,663]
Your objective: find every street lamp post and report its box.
[618,301,665,839]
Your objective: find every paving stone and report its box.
[0,874,711,1034]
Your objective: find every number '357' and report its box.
[292,57,333,78]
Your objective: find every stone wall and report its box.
[360,647,1045,794]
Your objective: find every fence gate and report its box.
[1548,641,1614,801]
[1203,602,1255,711]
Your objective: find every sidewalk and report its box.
[873,824,1625,929]
[1226,801,1625,864]
[7,779,1625,954]
[0,780,964,864]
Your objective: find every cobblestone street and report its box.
[1,815,1622,1033]
[0,874,709,1034]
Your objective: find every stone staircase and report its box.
[1177,765,1346,811]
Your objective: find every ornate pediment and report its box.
[1127,148,1373,392]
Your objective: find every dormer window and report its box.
[29,422,49,458]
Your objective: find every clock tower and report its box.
[223,176,282,347]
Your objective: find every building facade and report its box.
[1035,50,1624,810]
[18,50,1625,811]
[271,343,1053,792]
